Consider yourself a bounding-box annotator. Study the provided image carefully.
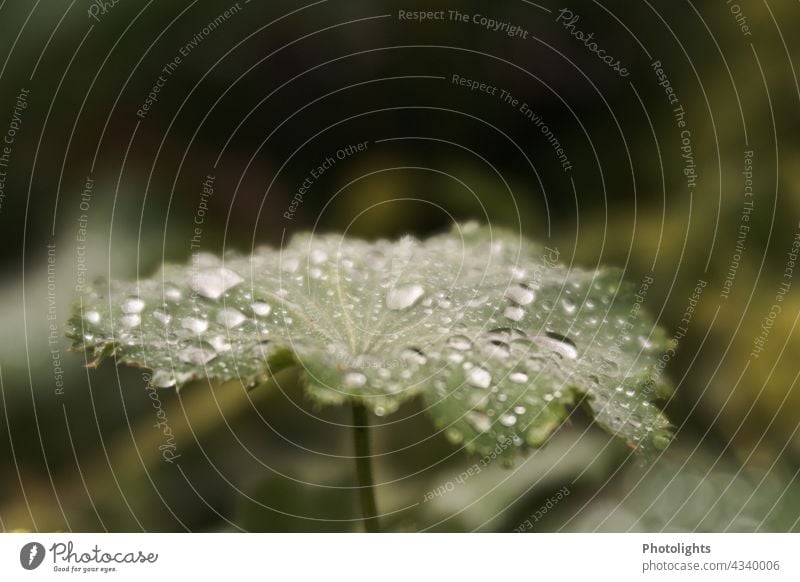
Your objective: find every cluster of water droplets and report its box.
[69,225,673,455]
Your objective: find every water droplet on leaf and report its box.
[181,316,208,334]
[467,367,492,389]
[121,297,145,314]
[251,302,272,317]
[466,411,491,432]
[189,267,243,299]
[178,342,217,365]
[217,308,247,329]
[343,371,367,388]
[505,284,535,305]
[386,284,425,310]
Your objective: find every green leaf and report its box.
[67,223,673,459]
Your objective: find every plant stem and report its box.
[351,401,380,533]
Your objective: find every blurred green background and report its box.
[0,0,798,532]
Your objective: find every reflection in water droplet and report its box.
[122,297,145,314]
[505,284,535,305]
[189,267,244,299]
[509,372,529,384]
[514,405,527,415]
[467,367,492,389]
[85,310,101,324]
[343,371,367,388]
[181,316,208,334]
[466,411,492,432]
[562,298,576,314]
[386,284,425,310]
[251,302,272,317]
[216,308,247,328]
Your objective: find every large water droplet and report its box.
[447,335,472,351]
[504,305,524,322]
[216,308,247,328]
[536,332,578,359]
[282,258,299,273]
[343,371,367,389]
[178,343,217,365]
[121,314,141,328]
[121,297,145,314]
[309,248,328,264]
[447,352,465,363]
[151,370,177,388]
[466,367,492,389]
[505,284,535,305]
[482,343,510,360]
[509,372,529,384]
[510,266,527,281]
[499,413,517,427]
[164,286,183,302]
[466,411,492,432]
[386,284,425,310]
[208,335,232,352]
[84,310,101,324]
[251,302,272,317]
[189,267,243,299]
[401,347,427,365]
[153,310,171,325]
[487,327,528,343]
[181,316,208,334]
